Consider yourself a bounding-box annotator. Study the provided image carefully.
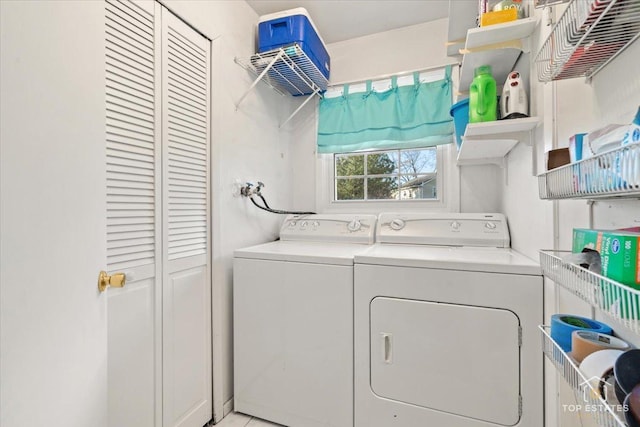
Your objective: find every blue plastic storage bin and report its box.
[258,8,330,80]
[450,98,470,149]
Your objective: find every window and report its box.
[334,148,438,201]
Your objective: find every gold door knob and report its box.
[98,271,126,292]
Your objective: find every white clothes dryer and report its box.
[353,213,543,427]
[234,214,377,427]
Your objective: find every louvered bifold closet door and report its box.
[160,9,212,427]
[105,1,161,426]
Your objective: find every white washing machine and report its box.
[354,213,543,427]
[233,214,377,427]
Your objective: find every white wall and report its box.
[290,18,502,214]
[160,0,299,416]
[1,2,108,426]
[327,19,450,85]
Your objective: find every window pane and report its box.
[399,174,437,200]
[367,151,398,175]
[400,149,437,175]
[367,177,398,200]
[335,154,364,176]
[333,148,439,202]
[336,178,364,200]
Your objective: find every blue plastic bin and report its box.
[450,98,470,149]
[258,9,330,80]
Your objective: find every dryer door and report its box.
[370,297,520,426]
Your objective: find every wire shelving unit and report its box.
[538,142,640,199]
[540,250,640,334]
[535,0,640,82]
[234,44,329,127]
[540,325,627,427]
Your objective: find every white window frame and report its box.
[316,143,460,214]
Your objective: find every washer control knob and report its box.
[390,219,406,231]
[451,221,461,231]
[311,220,320,229]
[347,219,362,232]
[288,221,297,228]
[485,221,497,230]
[300,221,308,229]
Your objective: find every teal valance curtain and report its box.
[317,66,454,154]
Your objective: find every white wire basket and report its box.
[540,250,640,334]
[535,0,640,82]
[538,142,640,199]
[540,325,627,427]
[235,44,329,97]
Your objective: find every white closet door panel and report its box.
[106,0,157,273]
[107,107,155,130]
[164,266,210,424]
[161,8,212,427]
[168,161,207,176]
[106,16,153,52]
[107,146,154,164]
[106,2,161,427]
[168,116,208,139]
[167,102,207,123]
[108,185,155,198]
[108,164,155,179]
[106,0,154,29]
[108,157,155,173]
[108,279,156,427]
[167,95,207,119]
[108,242,155,254]
[106,79,154,106]
[108,215,154,226]
[107,91,155,114]
[106,62,155,92]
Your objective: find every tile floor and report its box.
[215,411,283,427]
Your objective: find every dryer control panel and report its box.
[377,213,510,248]
[280,214,377,244]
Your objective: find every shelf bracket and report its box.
[529,130,537,177]
[235,50,285,111]
[279,87,320,128]
[503,157,509,186]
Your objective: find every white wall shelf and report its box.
[459,47,522,91]
[538,143,640,200]
[457,138,518,166]
[454,17,537,91]
[539,325,627,427]
[464,18,537,51]
[234,44,328,128]
[457,117,541,166]
[539,250,640,334]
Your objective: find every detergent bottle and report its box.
[469,65,497,123]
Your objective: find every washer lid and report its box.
[355,245,541,275]
[234,240,373,266]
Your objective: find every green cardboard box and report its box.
[572,228,640,288]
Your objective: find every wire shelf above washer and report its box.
[235,44,328,98]
[234,44,329,127]
[535,0,640,82]
[539,325,627,427]
[539,250,640,334]
[538,142,640,199]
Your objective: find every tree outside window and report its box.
[335,148,437,201]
